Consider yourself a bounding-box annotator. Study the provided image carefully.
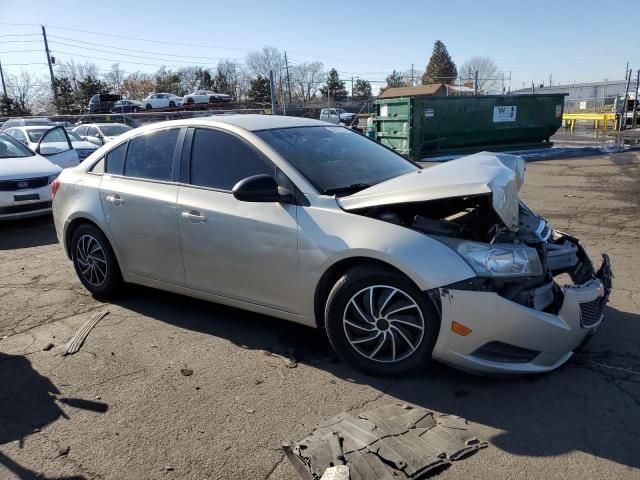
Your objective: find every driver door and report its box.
[37,126,79,168]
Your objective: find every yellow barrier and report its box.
[562,113,619,133]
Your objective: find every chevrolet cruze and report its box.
[52,115,612,375]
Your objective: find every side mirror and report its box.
[95,132,103,139]
[232,174,280,203]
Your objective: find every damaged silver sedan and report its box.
[52,115,612,376]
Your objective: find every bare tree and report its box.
[55,60,99,90]
[6,69,46,113]
[121,72,154,100]
[246,46,285,100]
[217,59,247,99]
[104,63,126,94]
[460,56,500,92]
[290,61,325,102]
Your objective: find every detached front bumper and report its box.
[431,253,612,375]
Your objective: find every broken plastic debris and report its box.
[283,404,487,480]
[181,368,194,377]
[64,311,109,355]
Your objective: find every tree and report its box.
[55,60,98,90]
[122,72,154,100]
[217,60,246,99]
[194,68,215,90]
[247,75,271,103]
[379,70,406,94]
[154,67,183,95]
[53,77,76,114]
[352,79,372,99]
[214,69,232,95]
[460,56,500,92]
[6,70,42,114]
[0,95,29,116]
[422,40,457,85]
[104,63,126,94]
[319,68,347,100]
[75,75,108,109]
[290,61,324,102]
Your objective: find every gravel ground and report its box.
[1,152,639,480]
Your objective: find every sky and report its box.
[0,0,637,93]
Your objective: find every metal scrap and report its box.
[64,311,109,355]
[284,404,487,480]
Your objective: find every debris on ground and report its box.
[64,311,109,355]
[57,446,70,457]
[283,404,487,480]
[320,465,350,480]
[165,466,174,471]
[181,368,194,377]
[264,350,298,368]
[43,343,55,351]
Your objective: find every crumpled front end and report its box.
[431,231,613,374]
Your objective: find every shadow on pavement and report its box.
[115,286,640,470]
[0,353,108,479]
[0,216,58,250]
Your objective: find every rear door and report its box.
[99,127,186,285]
[176,127,300,313]
[37,126,79,168]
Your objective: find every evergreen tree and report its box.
[352,79,372,99]
[379,70,406,94]
[319,68,347,100]
[422,40,457,84]
[195,68,215,90]
[0,95,29,116]
[214,69,232,95]
[53,77,76,114]
[247,75,271,103]
[75,75,109,109]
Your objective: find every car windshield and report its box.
[25,128,51,142]
[67,131,83,141]
[255,126,418,195]
[25,118,53,126]
[0,134,35,158]
[99,125,132,136]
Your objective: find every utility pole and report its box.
[0,60,6,97]
[620,69,632,130]
[501,73,505,94]
[41,25,56,96]
[411,64,414,86]
[473,70,478,95]
[351,76,354,98]
[549,73,552,88]
[268,69,276,115]
[633,70,639,129]
[284,51,292,104]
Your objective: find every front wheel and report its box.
[145,104,152,110]
[324,266,439,376]
[71,224,122,298]
[169,100,175,107]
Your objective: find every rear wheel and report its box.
[145,103,152,110]
[71,224,122,298]
[209,96,217,103]
[169,100,176,107]
[186,98,195,105]
[324,266,439,376]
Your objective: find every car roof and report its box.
[206,114,332,131]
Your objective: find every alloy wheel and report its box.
[343,285,425,363]
[75,234,108,287]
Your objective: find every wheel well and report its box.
[64,218,102,258]
[313,257,418,329]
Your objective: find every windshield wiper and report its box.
[322,183,371,196]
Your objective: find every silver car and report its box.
[52,115,612,376]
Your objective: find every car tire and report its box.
[169,101,175,107]
[71,224,122,298]
[146,104,152,110]
[186,98,194,105]
[209,96,217,103]
[324,266,439,376]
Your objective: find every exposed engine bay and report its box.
[356,194,612,314]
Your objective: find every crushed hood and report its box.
[338,151,526,231]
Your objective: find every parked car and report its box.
[183,90,232,104]
[72,123,132,147]
[3,126,79,168]
[0,132,61,220]
[142,93,183,110]
[87,94,122,113]
[110,100,145,113]
[6,126,94,164]
[320,108,358,125]
[52,115,612,376]
[1,117,54,132]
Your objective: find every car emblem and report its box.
[17,181,29,189]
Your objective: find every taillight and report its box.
[51,178,61,198]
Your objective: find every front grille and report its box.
[0,176,49,192]
[0,201,52,215]
[579,297,605,328]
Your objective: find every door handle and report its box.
[105,194,124,206]
[181,210,206,222]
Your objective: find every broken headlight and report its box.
[456,242,543,278]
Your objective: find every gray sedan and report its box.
[51,115,612,376]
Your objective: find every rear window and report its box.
[105,143,126,175]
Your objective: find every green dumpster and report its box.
[374,94,568,159]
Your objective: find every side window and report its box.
[87,126,98,136]
[190,129,274,191]
[11,130,27,142]
[76,126,87,136]
[91,158,105,173]
[124,128,180,181]
[106,143,126,175]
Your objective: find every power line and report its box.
[51,49,213,68]
[0,49,44,54]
